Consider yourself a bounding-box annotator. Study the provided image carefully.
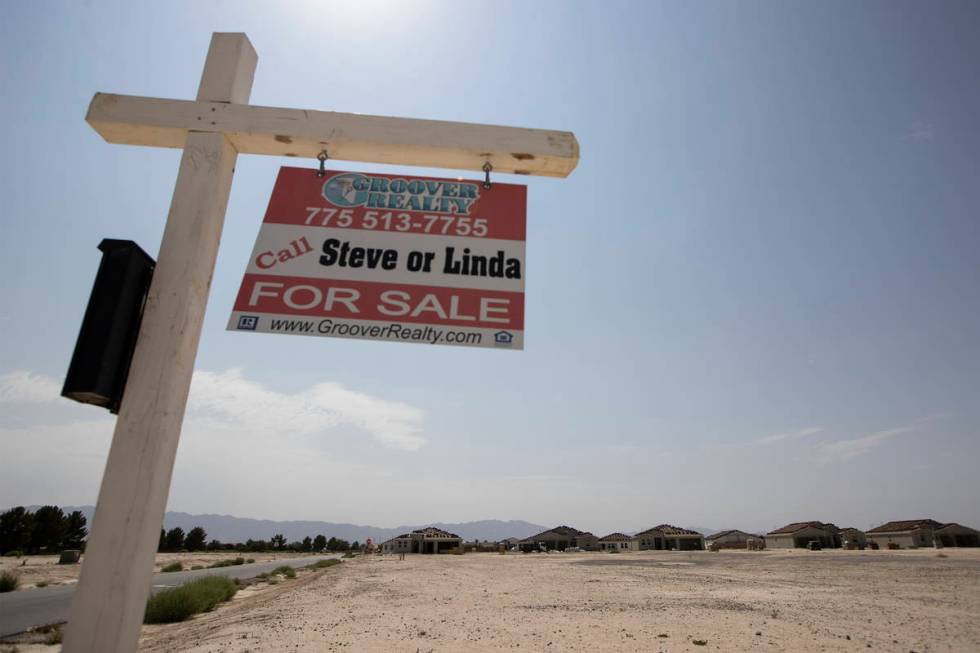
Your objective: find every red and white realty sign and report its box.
[227,167,526,349]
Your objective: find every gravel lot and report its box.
[133,548,980,652]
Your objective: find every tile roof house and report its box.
[766,521,841,549]
[631,525,705,551]
[519,525,598,551]
[866,519,943,549]
[381,527,462,554]
[933,523,980,548]
[597,532,635,551]
[705,529,764,550]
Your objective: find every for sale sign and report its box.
[227,167,526,349]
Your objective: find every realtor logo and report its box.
[494,331,514,347]
[237,315,259,330]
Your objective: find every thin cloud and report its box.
[815,426,914,464]
[189,369,427,452]
[0,368,427,514]
[906,120,935,142]
[0,368,428,452]
[0,371,62,404]
[755,427,823,445]
[915,412,948,424]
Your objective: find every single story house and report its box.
[632,527,667,551]
[865,519,943,549]
[598,533,636,552]
[630,525,704,551]
[499,537,522,549]
[519,525,598,552]
[838,527,866,549]
[933,523,980,548]
[766,522,840,549]
[634,524,704,551]
[381,527,462,554]
[657,524,705,550]
[705,529,764,550]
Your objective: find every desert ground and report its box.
[0,551,316,590]
[126,548,980,653]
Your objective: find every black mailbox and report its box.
[62,239,155,414]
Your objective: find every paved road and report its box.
[0,555,341,637]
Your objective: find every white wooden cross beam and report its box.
[63,32,577,653]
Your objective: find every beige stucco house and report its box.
[381,527,462,554]
[597,533,636,551]
[519,525,598,551]
[632,527,667,551]
[705,529,764,550]
[766,522,840,549]
[630,525,704,551]
[865,519,942,549]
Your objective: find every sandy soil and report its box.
[0,551,314,589]
[133,548,980,653]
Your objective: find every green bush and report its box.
[3,550,24,558]
[245,558,255,564]
[191,565,203,570]
[208,557,245,568]
[144,576,238,624]
[305,559,341,570]
[0,570,20,592]
[161,562,183,573]
[271,565,296,579]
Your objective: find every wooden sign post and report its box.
[63,32,577,653]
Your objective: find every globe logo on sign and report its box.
[323,173,368,207]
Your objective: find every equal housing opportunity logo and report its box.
[324,173,481,215]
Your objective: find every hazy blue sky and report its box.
[1,1,978,535]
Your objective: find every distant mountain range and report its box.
[14,505,734,542]
[25,506,549,544]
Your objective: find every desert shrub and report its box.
[143,576,238,624]
[161,562,183,573]
[44,627,63,645]
[271,565,296,579]
[4,550,24,558]
[937,552,948,558]
[191,565,203,570]
[342,552,355,559]
[0,570,20,592]
[208,557,245,568]
[246,558,255,564]
[36,580,49,588]
[305,559,340,570]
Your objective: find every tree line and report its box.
[159,526,358,553]
[0,506,88,554]
[1,505,360,555]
